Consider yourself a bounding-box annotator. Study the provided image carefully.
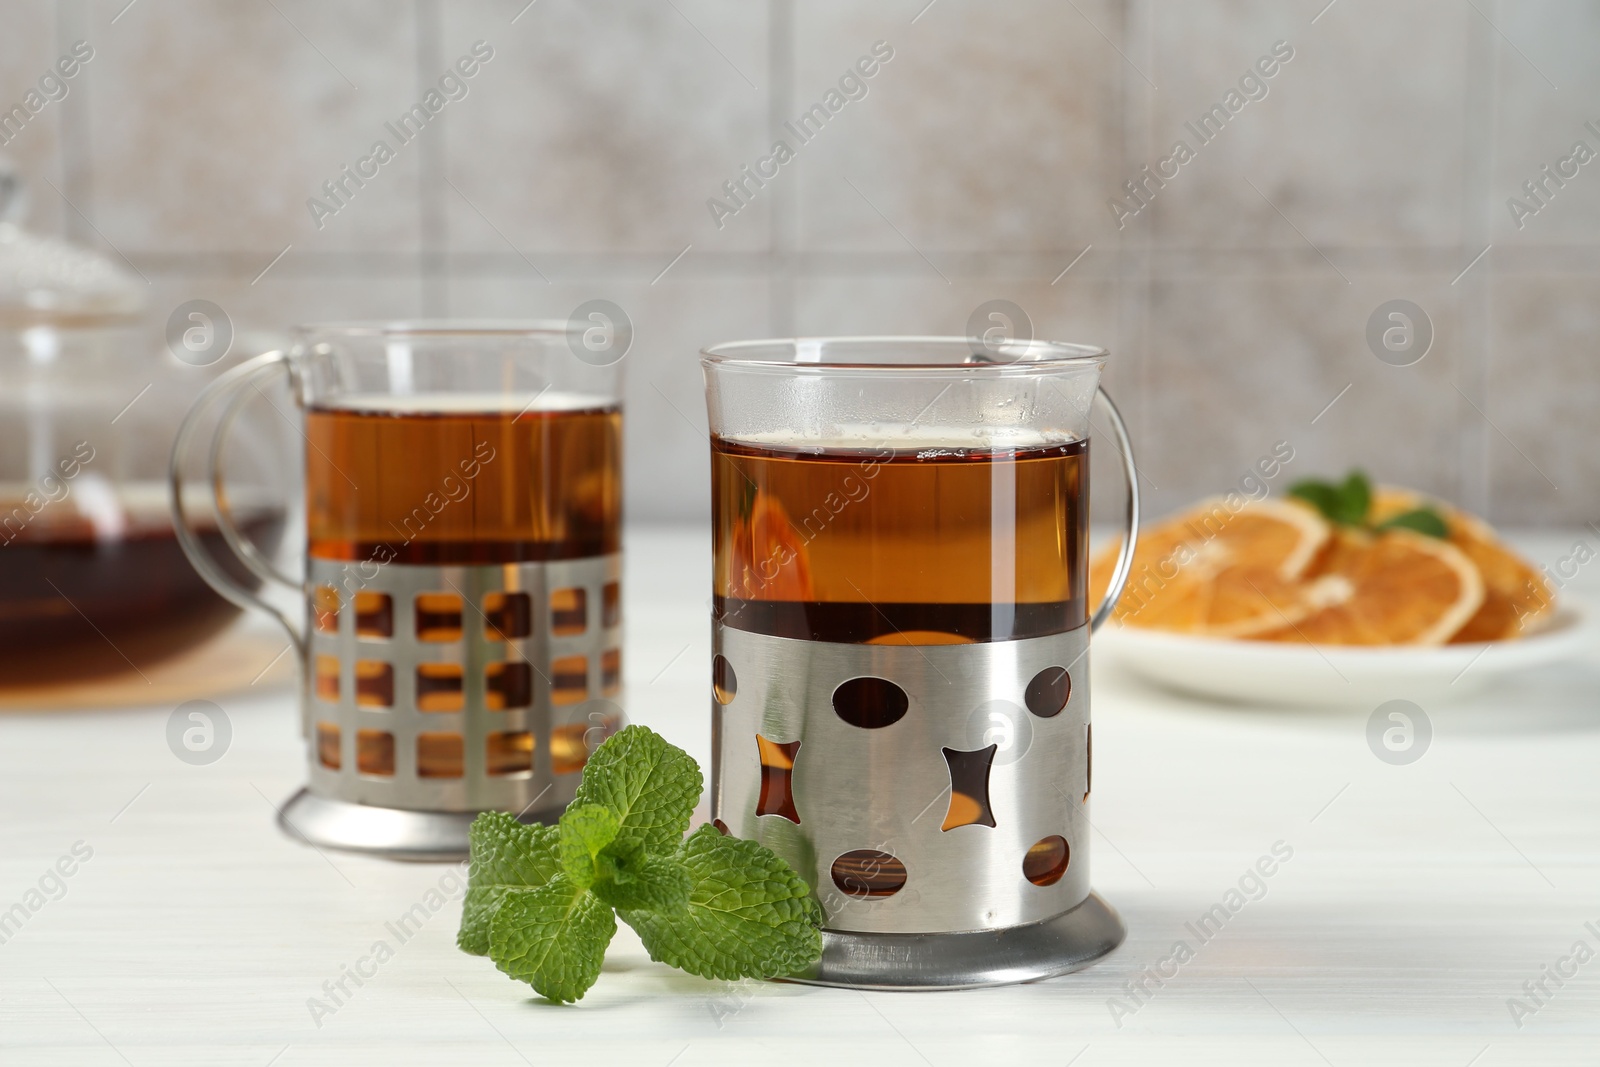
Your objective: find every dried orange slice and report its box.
[721,493,814,601]
[1253,526,1484,645]
[1090,498,1330,636]
[1371,488,1554,641]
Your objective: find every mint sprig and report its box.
[489,876,615,1004]
[620,824,824,982]
[457,816,561,956]
[457,724,823,1003]
[1374,507,1450,539]
[569,724,701,854]
[1288,469,1448,539]
[1289,470,1371,527]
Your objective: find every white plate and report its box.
[1095,604,1594,708]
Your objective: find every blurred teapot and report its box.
[0,156,286,687]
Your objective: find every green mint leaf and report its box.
[619,824,823,982]
[1376,506,1449,539]
[590,838,693,913]
[1337,470,1372,526]
[571,725,701,855]
[489,876,616,1004]
[458,812,562,956]
[558,804,621,889]
[1288,479,1343,523]
[1290,473,1375,527]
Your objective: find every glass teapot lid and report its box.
[0,155,143,328]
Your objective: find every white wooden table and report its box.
[2,527,1597,1066]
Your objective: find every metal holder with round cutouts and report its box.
[710,622,1123,990]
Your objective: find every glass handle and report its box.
[209,379,303,595]
[1090,386,1140,633]
[169,350,303,651]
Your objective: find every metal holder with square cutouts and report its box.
[278,555,623,860]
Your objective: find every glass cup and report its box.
[171,321,624,858]
[701,336,1137,988]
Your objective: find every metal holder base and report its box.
[277,788,562,862]
[789,891,1125,991]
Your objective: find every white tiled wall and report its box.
[3,0,1592,524]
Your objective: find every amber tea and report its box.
[0,485,284,680]
[305,395,621,564]
[712,434,1088,643]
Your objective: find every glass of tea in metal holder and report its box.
[170,322,623,859]
[703,336,1138,988]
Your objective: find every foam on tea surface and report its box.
[720,423,1080,456]
[323,390,613,415]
